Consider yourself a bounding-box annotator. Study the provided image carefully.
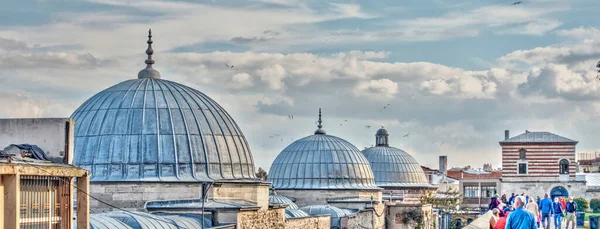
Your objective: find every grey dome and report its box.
[72,78,256,182]
[268,110,379,190]
[300,205,347,228]
[269,195,298,209]
[285,209,309,218]
[376,128,388,136]
[72,31,255,182]
[362,129,429,188]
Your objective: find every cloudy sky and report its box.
[1,0,600,171]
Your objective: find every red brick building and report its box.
[500,130,585,199]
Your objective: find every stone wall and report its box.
[285,215,330,229]
[344,203,385,229]
[275,189,382,207]
[236,208,286,229]
[385,203,434,229]
[90,182,204,212]
[90,181,271,212]
[501,181,586,198]
[209,182,271,210]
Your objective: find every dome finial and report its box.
[314,108,326,135]
[138,29,161,79]
[376,126,389,146]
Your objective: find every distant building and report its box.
[578,152,600,173]
[447,168,501,211]
[0,118,89,229]
[0,158,90,229]
[421,157,460,193]
[500,130,586,199]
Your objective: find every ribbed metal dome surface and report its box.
[72,78,255,182]
[285,209,309,218]
[300,205,347,228]
[268,133,379,190]
[362,146,429,188]
[269,195,298,209]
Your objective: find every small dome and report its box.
[285,209,309,218]
[300,205,348,228]
[269,195,298,209]
[362,129,430,188]
[376,128,388,136]
[268,109,379,190]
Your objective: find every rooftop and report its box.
[145,198,259,211]
[446,169,502,180]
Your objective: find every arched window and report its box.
[519,149,527,160]
[560,159,569,174]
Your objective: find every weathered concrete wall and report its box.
[91,181,271,212]
[284,215,330,229]
[501,181,586,198]
[209,182,270,210]
[343,202,385,229]
[385,203,434,229]
[275,189,382,207]
[0,118,74,164]
[89,182,203,212]
[236,208,286,229]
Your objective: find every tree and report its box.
[256,167,267,180]
[590,198,600,213]
[420,187,463,229]
[420,187,462,212]
[574,197,589,212]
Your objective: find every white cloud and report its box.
[396,4,567,40]
[354,78,399,99]
[231,73,254,89]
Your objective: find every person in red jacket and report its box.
[494,211,510,229]
[560,197,567,210]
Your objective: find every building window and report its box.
[464,186,479,198]
[519,149,527,160]
[518,162,527,174]
[560,159,569,174]
[480,186,497,198]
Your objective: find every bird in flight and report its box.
[365,125,372,129]
[288,115,294,119]
[403,133,410,138]
[440,141,445,146]
[512,1,521,5]
[596,61,600,80]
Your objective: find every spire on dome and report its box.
[314,108,326,135]
[138,29,161,79]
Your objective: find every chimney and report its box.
[505,130,509,140]
[439,156,447,175]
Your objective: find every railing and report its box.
[20,175,71,229]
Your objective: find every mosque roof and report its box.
[362,127,431,188]
[269,195,298,209]
[267,109,380,190]
[72,30,255,182]
[300,205,348,228]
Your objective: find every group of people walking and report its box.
[488,193,578,229]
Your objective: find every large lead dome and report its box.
[362,127,429,188]
[267,109,379,190]
[72,30,255,182]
